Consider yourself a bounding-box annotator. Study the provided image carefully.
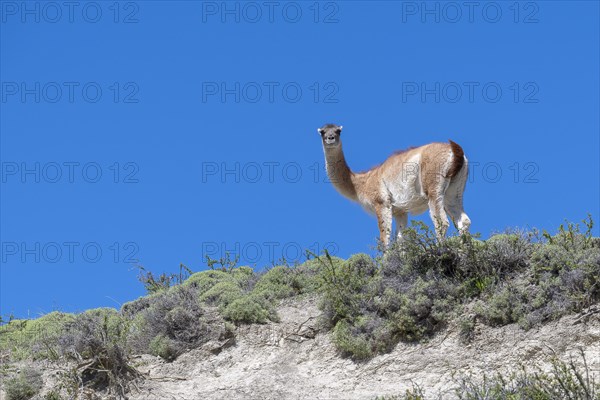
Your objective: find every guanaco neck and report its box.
[323,142,361,201]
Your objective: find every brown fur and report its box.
[447,140,465,178]
[361,146,418,174]
[323,146,358,200]
[414,142,461,197]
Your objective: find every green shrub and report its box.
[531,241,577,275]
[458,315,476,344]
[516,218,600,328]
[474,284,525,326]
[5,368,43,400]
[231,266,255,283]
[483,232,533,276]
[120,292,161,318]
[184,270,234,293]
[128,284,233,360]
[318,252,374,324]
[291,257,326,293]
[253,266,297,300]
[469,218,599,330]
[184,266,254,291]
[199,280,244,308]
[222,295,276,324]
[332,319,373,360]
[0,312,74,361]
[43,390,63,400]
[149,334,179,361]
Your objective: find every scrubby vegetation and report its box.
[373,350,598,399]
[319,216,599,359]
[0,217,598,398]
[58,308,141,396]
[452,352,599,400]
[4,368,43,400]
[126,283,234,361]
[0,311,74,361]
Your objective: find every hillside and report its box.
[1,218,599,399]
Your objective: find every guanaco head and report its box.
[318,123,343,148]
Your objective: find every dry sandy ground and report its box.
[128,296,600,400]
[4,296,600,400]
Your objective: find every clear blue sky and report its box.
[1,1,599,319]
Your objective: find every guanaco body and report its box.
[318,124,471,246]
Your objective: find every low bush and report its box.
[474,283,526,326]
[222,294,277,324]
[253,266,298,300]
[475,216,600,329]
[0,312,74,361]
[121,261,322,360]
[43,390,63,400]
[4,368,43,400]
[148,334,179,361]
[58,308,139,397]
[189,260,325,325]
[120,292,161,318]
[199,280,244,307]
[184,266,254,293]
[127,284,233,361]
[184,269,237,293]
[331,318,374,360]
[319,217,599,359]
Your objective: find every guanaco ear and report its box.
[317,128,324,135]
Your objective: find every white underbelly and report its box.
[404,200,429,215]
[385,159,429,215]
[392,194,429,215]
